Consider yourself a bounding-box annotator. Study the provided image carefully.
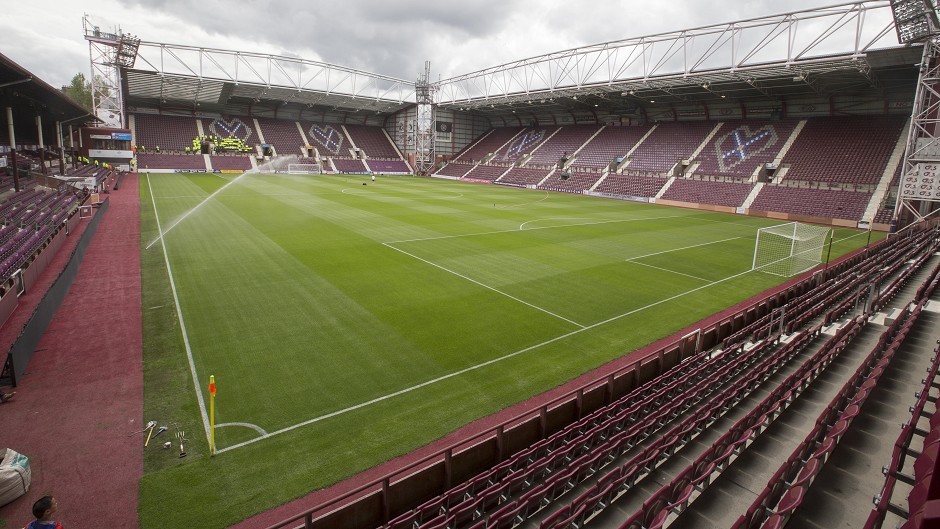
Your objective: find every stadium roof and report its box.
[0,52,91,125]
[124,43,417,115]
[121,1,918,118]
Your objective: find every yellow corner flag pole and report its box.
[208,375,217,456]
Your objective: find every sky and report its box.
[1,0,882,90]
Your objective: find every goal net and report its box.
[287,163,323,174]
[752,222,831,277]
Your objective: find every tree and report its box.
[62,73,93,111]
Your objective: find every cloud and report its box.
[0,0,896,92]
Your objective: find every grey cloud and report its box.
[120,0,512,79]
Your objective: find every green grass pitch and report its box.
[138,172,881,528]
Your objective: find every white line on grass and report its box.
[518,217,596,231]
[145,174,212,447]
[386,214,689,245]
[625,236,743,261]
[217,264,757,454]
[496,190,551,209]
[628,261,712,282]
[832,230,871,244]
[382,242,585,328]
[216,422,268,435]
[145,171,249,250]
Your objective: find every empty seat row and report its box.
[734,301,927,529]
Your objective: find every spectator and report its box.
[27,495,63,529]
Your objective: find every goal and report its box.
[287,163,323,174]
[752,222,831,277]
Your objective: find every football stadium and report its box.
[2,1,940,528]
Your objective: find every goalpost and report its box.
[752,222,832,277]
[287,163,323,174]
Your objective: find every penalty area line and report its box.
[145,174,212,446]
[217,265,757,454]
[382,242,585,329]
[625,236,743,261]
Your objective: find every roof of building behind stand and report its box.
[0,52,92,127]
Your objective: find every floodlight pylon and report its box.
[893,1,940,230]
[414,61,437,174]
[83,16,139,127]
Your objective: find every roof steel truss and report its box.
[436,1,899,105]
[131,42,416,105]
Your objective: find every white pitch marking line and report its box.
[217,265,757,454]
[496,190,551,209]
[145,171,249,250]
[146,174,212,445]
[625,236,743,261]
[386,214,689,245]
[215,422,268,435]
[383,242,585,329]
[628,261,712,282]
[519,217,595,231]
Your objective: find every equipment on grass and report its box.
[143,422,157,447]
[176,428,187,458]
[163,441,171,449]
[151,426,168,440]
[287,163,323,174]
[752,222,831,277]
[128,420,156,437]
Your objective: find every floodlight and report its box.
[891,0,940,43]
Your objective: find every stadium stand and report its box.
[368,159,411,173]
[661,178,754,208]
[435,162,474,178]
[569,125,654,170]
[452,127,524,163]
[749,185,871,220]
[255,118,304,157]
[209,155,252,172]
[695,120,799,178]
[344,125,402,160]
[136,153,208,171]
[0,184,82,292]
[497,127,553,163]
[463,164,510,182]
[781,116,906,185]
[527,125,602,166]
[132,113,199,152]
[302,122,353,158]
[626,121,715,174]
[497,167,551,187]
[333,158,368,173]
[593,174,668,199]
[538,170,603,193]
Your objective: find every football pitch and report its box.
[138,172,881,528]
